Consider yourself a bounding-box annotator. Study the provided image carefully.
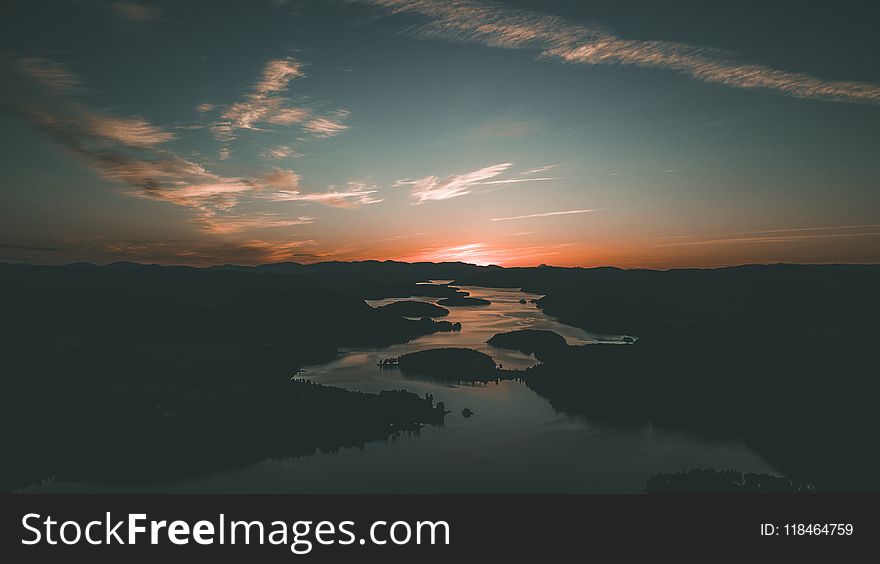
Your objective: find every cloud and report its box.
[18,58,80,92]
[210,57,348,144]
[395,162,559,202]
[478,176,560,185]
[522,164,556,175]
[9,56,371,244]
[490,208,598,222]
[741,224,880,235]
[359,0,880,105]
[660,226,880,247]
[266,181,383,207]
[16,60,175,148]
[255,57,305,94]
[266,107,311,125]
[262,168,301,190]
[18,95,371,219]
[261,145,296,159]
[14,98,261,225]
[198,213,315,235]
[84,113,175,147]
[196,103,215,113]
[304,110,351,137]
[396,162,512,202]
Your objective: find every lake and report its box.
[24,284,779,492]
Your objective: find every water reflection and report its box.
[25,285,779,493]
[313,285,618,389]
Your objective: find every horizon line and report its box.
[2,258,879,273]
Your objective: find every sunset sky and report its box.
[2,0,879,268]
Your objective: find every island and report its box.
[415,317,462,332]
[487,329,570,361]
[398,348,500,381]
[378,300,450,318]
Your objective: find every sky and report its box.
[1,0,878,268]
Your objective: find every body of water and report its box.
[25,285,779,493]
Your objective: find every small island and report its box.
[398,348,500,381]
[378,300,450,318]
[437,296,491,307]
[487,329,570,361]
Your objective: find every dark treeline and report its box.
[462,264,880,492]
[378,300,450,318]
[644,468,815,493]
[398,348,499,382]
[0,262,460,490]
[2,260,879,492]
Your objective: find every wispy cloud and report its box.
[15,100,250,215]
[254,57,305,94]
[84,113,176,147]
[395,162,559,202]
[304,110,351,137]
[198,213,315,235]
[396,162,512,202]
[740,224,880,235]
[210,56,348,145]
[522,164,556,175]
[266,181,383,208]
[19,101,330,231]
[360,0,880,105]
[261,145,297,160]
[661,226,880,247]
[11,57,357,237]
[479,176,560,185]
[262,168,301,190]
[490,208,599,222]
[18,58,81,92]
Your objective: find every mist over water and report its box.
[24,285,778,493]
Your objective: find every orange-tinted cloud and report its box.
[18,58,80,92]
[210,57,348,146]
